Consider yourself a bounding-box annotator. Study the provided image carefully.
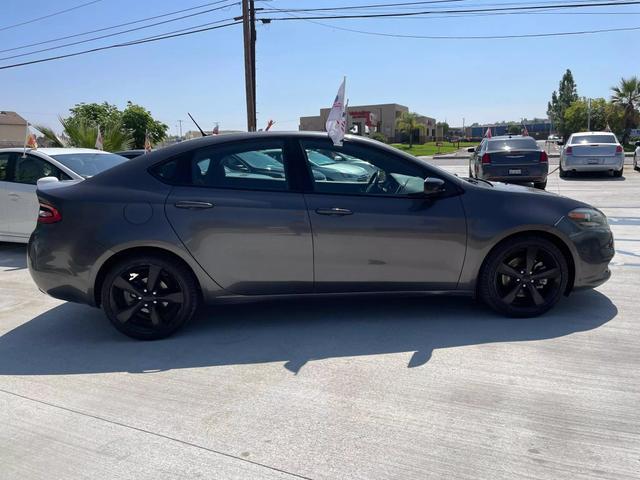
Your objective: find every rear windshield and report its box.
[488,138,538,150]
[572,134,617,144]
[51,153,127,177]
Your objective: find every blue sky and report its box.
[1,0,639,133]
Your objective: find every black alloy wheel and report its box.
[101,255,199,340]
[479,236,568,317]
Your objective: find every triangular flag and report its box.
[95,126,104,150]
[325,77,347,146]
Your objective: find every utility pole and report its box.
[587,98,592,131]
[242,0,256,132]
[177,119,183,139]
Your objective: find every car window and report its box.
[13,155,69,184]
[191,141,289,191]
[50,153,126,177]
[0,153,10,181]
[301,140,429,197]
[571,134,617,144]
[488,138,538,150]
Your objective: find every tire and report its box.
[468,165,473,178]
[634,156,638,171]
[101,255,200,340]
[533,179,547,190]
[478,235,569,318]
[559,163,568,178]
[613,168,623,178]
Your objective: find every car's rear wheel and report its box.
[533,180,547,190]
[634,156,638,171]
[613,168,623,178]
[101,255,199,340]
[559,164,568,178]
[479,236,568,317]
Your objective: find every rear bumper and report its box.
[563,156,624,172]
[480,164,548,183]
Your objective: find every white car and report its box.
[634,141,640,171]
[559,132,624,178]
[0,148,126,243]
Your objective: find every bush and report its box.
[370,132,387,143]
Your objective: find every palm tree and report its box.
[35,118,133,151]
[396,112,425,148]
[611,76,640,144]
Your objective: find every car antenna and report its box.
[188,112,208,137]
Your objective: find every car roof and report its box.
[488,135,533,140]
[571,131,616,136]
[0,147,113,155]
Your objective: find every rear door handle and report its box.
[315,207,353,216]
[174,201,214,209]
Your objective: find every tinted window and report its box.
[0,153,9,181]
[488,138,538,150]
[571,134,617,144]
[152,141,290,191]
[302,140,429,197]
[13,155,69,184]
[50,153,126,177]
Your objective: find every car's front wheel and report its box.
[478,236,569,317]
[101,255,200,340]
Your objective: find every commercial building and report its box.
[300,103,436,143]
[0,111,27,148]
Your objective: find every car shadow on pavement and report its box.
[561,173,625,181]
[0,242,27,270]
[0,290,617,376]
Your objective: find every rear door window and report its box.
[0,153,10,181]
[13,155,69,184]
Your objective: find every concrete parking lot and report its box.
[1,165,639,479]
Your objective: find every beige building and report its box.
[0,111,27,147]
[300,103,436,143]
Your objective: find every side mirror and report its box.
[635,141,640,147]
[423,177,445,196]
[557,140,564,146]
[467,147,476,153]
[37,176,59,187]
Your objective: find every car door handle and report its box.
[315,207,353,216]
[174,201,214,209]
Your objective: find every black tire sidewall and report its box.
[101,255,199,340]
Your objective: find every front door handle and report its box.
[315,207,353,216]
[174,201,214,209]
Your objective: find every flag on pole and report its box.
[605,123,612,132]
[95,126,104,150]
[522,124,529,136]
[23,122,36,156]
[325,77,347,146]
[484,127,492,139]
[212,123,219,135]
[144,130,152,152]
[265,119,275,131]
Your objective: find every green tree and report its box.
[68,102,122,128]
[611,76,640,144]
[396,112,425,148]
[121,101,168,149]
[60,117,133,151]
[507,124,521,135]
[436,121,450,136]
[547,69,579,140]
[564,98,626,139]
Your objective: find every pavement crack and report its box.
[0,387,314,480]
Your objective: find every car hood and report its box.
[489,181,558,196]
[320,163,367,174]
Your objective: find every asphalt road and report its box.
[1,166,639,479]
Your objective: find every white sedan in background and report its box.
[559,132,625,178]
[0,148,126,243]
[634,141,640,171]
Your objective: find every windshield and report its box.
[572,134,617,144]
[51,153,127,177]
[236,151,283,169]
[488,138,538,150]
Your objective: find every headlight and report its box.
[567,208,608,228]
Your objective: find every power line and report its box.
[260,1,640,20]
[0,21,242,71]
[261,0,469,12]
[0,1,240,62]
[0,0,238,54]
[0,0,104,32]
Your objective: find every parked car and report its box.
[114,149,146,159]
[468,135,549,189]
[559,132,624,178]
[29,132,614,340]
[633,141,640,171]
[0,148,127,243]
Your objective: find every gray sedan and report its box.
[469,135,549,189]
[28,132,614,339]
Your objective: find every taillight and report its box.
[616,145,623,154]
[481,153,491,164]
[565,146,573,155]
[540,151,549,163]
[38,203,62,224]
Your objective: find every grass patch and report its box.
[390,141,478,157]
